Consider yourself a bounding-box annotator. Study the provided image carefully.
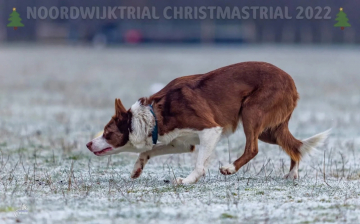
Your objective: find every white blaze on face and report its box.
[91,135,113,152]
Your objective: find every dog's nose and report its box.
[86,142,93,151]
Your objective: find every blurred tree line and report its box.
[0,0,358,44]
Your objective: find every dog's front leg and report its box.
[131,152,149,179]
[131,143,195,179]
[175,127,222,185]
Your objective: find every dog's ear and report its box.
[115,98,126,118]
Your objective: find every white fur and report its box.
[158,128,200,145]
[299,129,331,156]
[129,101,155,150]
[220,163,236,174]
[131,141,194,179]
[91,135,113,152]
[284,162,299,179]
[175,127,222,185]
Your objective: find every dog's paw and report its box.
[173,177,184,185]
[284,171,298,180]
[220,163,236,175]
[131,155,148,179]
[173,177,196,185]
[131,167,143,179]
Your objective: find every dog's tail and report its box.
[276,127,331,162]
[298,129,331,157]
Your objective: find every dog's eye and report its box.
[103,132,111,140]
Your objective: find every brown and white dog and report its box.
[86,62,329,184]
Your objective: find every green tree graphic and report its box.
[7,8,24,30]
[334,8,351,30]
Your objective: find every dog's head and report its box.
[86,99,132,156]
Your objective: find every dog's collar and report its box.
[149,105,158,145]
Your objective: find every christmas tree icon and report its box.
[7,8,24,30]
[334,8,351,30]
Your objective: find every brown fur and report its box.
[103,99,132,148]
[104,61,303,173]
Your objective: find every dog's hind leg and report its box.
[258,129,278,145]
[258,126,301,179]
[258,127,300,179]
[258,119,329,179]
[131,142,195,179]
[271,122,302,179]
[284,159,299,179]
[174,127,222,185]
[277,124,330,179]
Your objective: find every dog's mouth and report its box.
[94,147,113,156]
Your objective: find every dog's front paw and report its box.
[131,167,143,179]
[173,176,198,185]
[173,177,184,185]
[173,177,194,185]
[220,163,237,175]
[131,156,148,179]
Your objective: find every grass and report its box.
[2,142,358,223]
[0,207,16,213]
[220,213,237,219]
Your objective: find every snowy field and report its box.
[0,45,359,224]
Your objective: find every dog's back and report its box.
[143,61,299,135]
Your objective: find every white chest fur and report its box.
[158,128,200,145]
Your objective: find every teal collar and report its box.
[149,105,158,145]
